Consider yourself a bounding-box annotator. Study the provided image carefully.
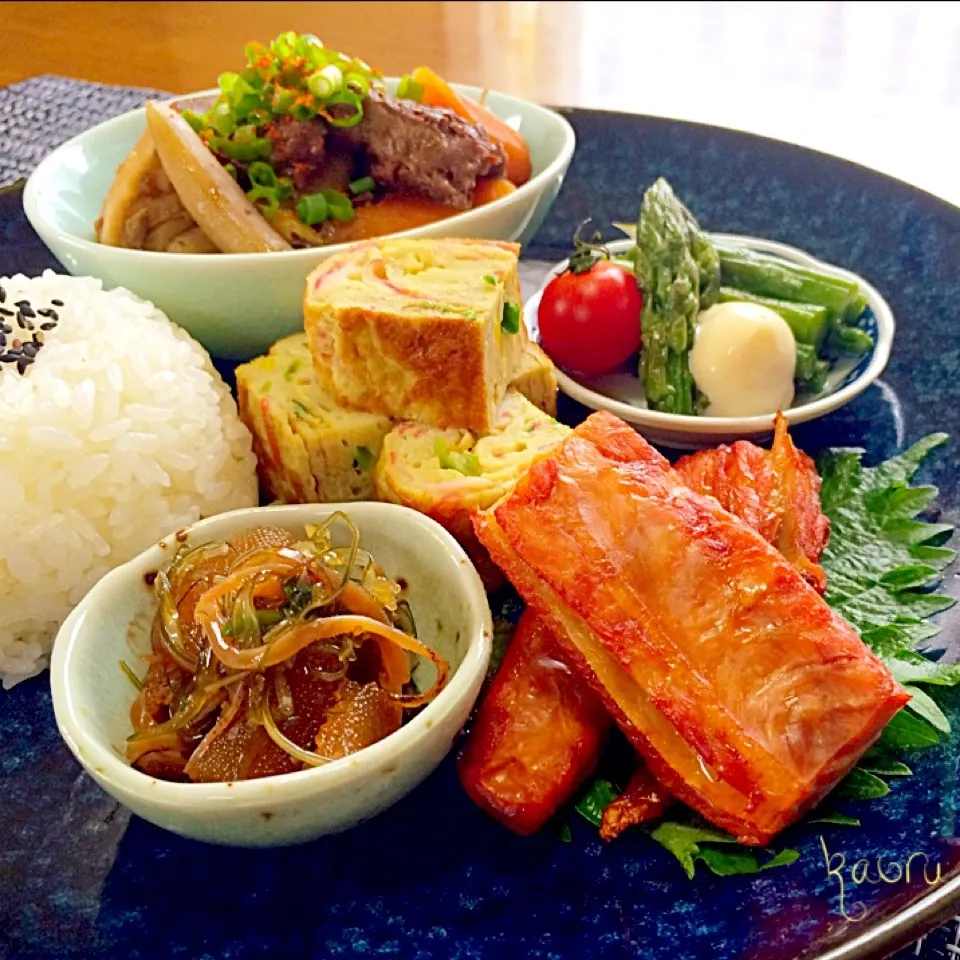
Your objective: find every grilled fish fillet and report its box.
[474,411,909,844]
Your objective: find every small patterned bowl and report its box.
[525,236,894,449]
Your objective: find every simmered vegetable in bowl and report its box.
[127,513,448,782]
[96,31,532,254]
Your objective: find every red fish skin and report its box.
[475,411,910,845]
[675,412,830,593]
[770,412,831,592]
[458,610,611,835]
[599,761,673,841]
[675,441,781,544]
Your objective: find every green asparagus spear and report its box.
[717,287,829,347]
[714,240,860,319]
[827,324,874,357]
[634,178,719,414]
[795,342,830,389]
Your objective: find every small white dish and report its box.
[525,236,895,449]
[49,502,492,847]
[24,80,576,360]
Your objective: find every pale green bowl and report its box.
[50,502,492,847]
[23,81,576,360]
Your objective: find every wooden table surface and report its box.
[2,0,959,206]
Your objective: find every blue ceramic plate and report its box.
[3,107,960,960]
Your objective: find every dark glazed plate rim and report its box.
[529,105,960,256]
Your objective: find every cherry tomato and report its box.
[537,259,643,376]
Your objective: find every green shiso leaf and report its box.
[835,768,891,801]
[817,434,957,724]
[810,812,861,827]
[856,754,912,778]
[575,779,620,829]
[648,821,798,879]
[901,684,952,733]
[876,709,942,751]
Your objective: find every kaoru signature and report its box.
[821,836,943,921]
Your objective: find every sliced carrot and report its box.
[474,178,517,206]
[411,66,532,186]
[323,194,459,244]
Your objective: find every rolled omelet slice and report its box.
[510,340,558,417]
[375,389,570,586]
[304,237,528,434]
[237,334,393,503]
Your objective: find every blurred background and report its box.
[1,0,958,203]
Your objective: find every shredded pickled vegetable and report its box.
[126,517,446,782]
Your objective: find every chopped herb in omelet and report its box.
[354,445,376,472]
[434,437,481,476]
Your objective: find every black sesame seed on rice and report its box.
[51,299,63,307]
[0,308,11,317]
[37,308,58,320]
[40,321,57,331]
[16,357,30,374]
[17,303,35,319]
[22,342,37,358]
[0,286,5,303]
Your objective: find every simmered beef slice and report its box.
[338,92,505,209]
[266,117,328,192]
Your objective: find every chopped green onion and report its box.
[483,274,497,285]
[276,176,294,200]
[209,102,235,137]
[434,438,481,477]
[344,72,370,97]
[348,176,376,195]
[218,71,240,94]
[233,123,258,145]
[247,186,280,216]
[244,42,261,65]
[325,90,364,128]
[224,163,238,181]
[217,136,272,162]
[308,64,344,100]
[301,35,327,69]
[344,56,374,75]
[290,101,318,122]
[181,109,205,133]
[501,302,521,334]
[397,74,425,102]
[354,445,376,472]
[296,192,329,225]
[322,189,355,221]
[231,92,262,121]
[246,107,271,127]
[272,30,298,59]
[272,88,296,115]
[248,161,278,189]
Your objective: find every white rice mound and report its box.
[0,272,258,688]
